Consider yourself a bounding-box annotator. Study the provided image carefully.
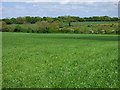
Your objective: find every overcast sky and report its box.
[0,0,119,18]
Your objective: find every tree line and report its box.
[1,16,119,24]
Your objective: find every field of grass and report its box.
[2,32,119,88]
[0,32,2,89]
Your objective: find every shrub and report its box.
[89,30,94,34]
[14,25,22,32]
[49,22,59,33]
[73,27,80,33]
[1,21,7,32]
[35,21,50,33]
[60,27,70,33]
[6,25,16,32]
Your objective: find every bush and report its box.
[49,22,59,33]
[60,27,70,33]
[14,25,22,32]
[73,27,80,33]
[2,25,15,32]
[6,25,15,32]
[1,21,7,32]
[35,21,50,33]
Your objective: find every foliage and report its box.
[2,16,119,34]
[2,16,118,25]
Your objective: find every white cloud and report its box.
[0,7,2,11]
[2,2,118,18]
[1,0,119,6]
[2,0,119,3]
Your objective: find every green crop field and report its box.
[0,32,2,89]
[2,32,119,88]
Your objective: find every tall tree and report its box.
[16,17,26,24]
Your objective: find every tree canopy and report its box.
[1,16,119,24]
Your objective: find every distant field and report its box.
[73,21,118,24]
[2,32,119,88]
[71,21,118,33]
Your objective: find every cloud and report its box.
[1,2,118,18]
[2,0,119,3]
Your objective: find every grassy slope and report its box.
[2,32,119,88]
[0,32,2,89]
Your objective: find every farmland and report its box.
[2,32,119,88]
[0,32,2,89]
